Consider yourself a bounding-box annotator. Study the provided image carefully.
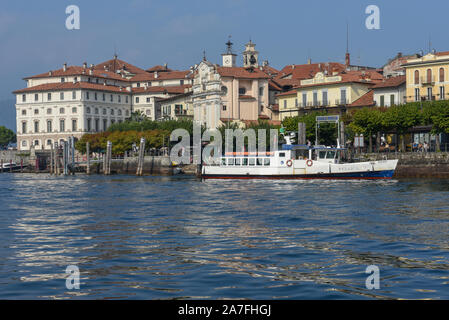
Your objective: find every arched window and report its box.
[440,68,445,83]
[414,70,420,84]
[427,69,432,83]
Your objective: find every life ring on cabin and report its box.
[306,160,313,167]
[286,160,293,167]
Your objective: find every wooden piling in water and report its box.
[10,160,12,173]
[50,144,54,175]
[86,142,90,175]
[136,138,145,176]
[55,145,59,175]
[1,159,3,173]
[105,141,112,175]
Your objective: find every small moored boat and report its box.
[1,162,22,172]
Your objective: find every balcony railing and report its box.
[335,99,349,106]
[421,76,435,85]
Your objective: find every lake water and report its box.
[0,173,448,299]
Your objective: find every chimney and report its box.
[154,71,159,78]
[49,71,52,76]
[89,69,93,75]
[307,58,312,64]
[83,62,87,69]
[164,63,168,70]
[345,52,350,67]
[63,63,67,72]
[398,52,403,58]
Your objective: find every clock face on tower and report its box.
[225,58,230,64]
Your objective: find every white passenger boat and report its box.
[202,144,398,180]
[1,162,21,172]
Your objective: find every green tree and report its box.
[382,104,422,152]
[348,108,383,152]
[0,126,16,148]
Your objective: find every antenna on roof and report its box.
[345,21,351,67]
[203,50,207,61]
[428,34,432,54]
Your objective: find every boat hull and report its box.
[202,170,395,180]
[202,159,398,180]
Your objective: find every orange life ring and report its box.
[306,160,313,167]
[286,160,293,167]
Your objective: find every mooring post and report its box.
[54,143,59,175]
[86,142,90,175]
[102,151,106,174]
[298,122,306,145]
[340,122,345,148]
[10,160,13,173]
[136,138,145,176]
[1,159,3,173]
[62,141,67,175]
[20,159,23,173]
[50,144,54,174]
[35,157,39,173]
[105,141,112,175]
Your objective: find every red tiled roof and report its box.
[132,84,191,94]
[274,62,346,87]
[258,114,270,120]
[217,67,270,79]
[269,80,282,91]
[146,65,173,73]
[261,65,280,77]
[94,58,147,75]
[435,51,449,56]
[276,89,297,97]
[24,65,125,81]
[372,76,406,89]
[13,81,132,94]
[130,70,191,82]
[349,90,374,107]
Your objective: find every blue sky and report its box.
[0,0,448,102]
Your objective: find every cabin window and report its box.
[257,158,263,166]
[264,158,270,166]
[249,158,255,166]
[242,158,248,166]
[319,151,326,159]
[235,158,241,166]
[227,158,234,166]
[279,153,285,157]
[221,158,226,166]
[327,151,336,159]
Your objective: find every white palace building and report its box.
[13,56,193,151]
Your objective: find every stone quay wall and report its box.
[359,152,449,178]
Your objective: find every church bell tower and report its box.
[243,39,259,68]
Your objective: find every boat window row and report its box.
[221,157,271,166]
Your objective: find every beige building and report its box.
[403,50,449,102]
[277,69,383,121]
[192,40,273,129]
